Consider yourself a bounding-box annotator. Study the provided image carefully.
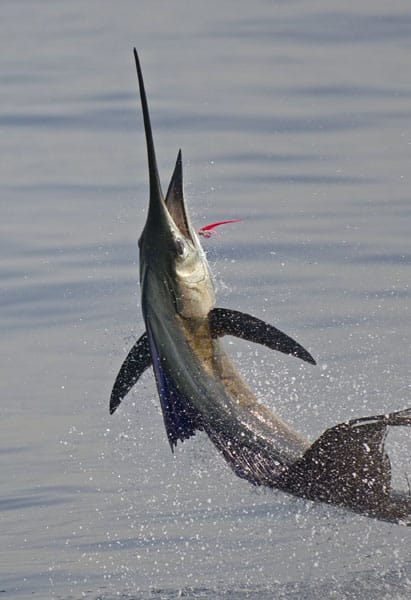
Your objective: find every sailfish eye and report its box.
[174,238,185,256]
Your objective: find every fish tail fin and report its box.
[285,407,411,519]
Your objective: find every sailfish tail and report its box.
[282,407,411,521]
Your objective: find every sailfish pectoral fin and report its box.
[209,307,316,365]
[110,332,152,414]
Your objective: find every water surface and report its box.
[1,1,411,598]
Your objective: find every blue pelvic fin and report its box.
[147,327,202,449]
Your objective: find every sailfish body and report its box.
[110,50,411,523]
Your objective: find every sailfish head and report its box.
[134,49,215,320]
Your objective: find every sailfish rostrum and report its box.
[110,49,411,523]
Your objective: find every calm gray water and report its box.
[1,1,411,598]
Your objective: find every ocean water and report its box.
[1,1,411,598]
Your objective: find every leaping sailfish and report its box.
[110,50,411,523]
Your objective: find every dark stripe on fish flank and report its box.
[146,325,202,449]
[205,426,288,486]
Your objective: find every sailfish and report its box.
[110,49,411,523]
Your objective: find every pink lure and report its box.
[198,219,241,239]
